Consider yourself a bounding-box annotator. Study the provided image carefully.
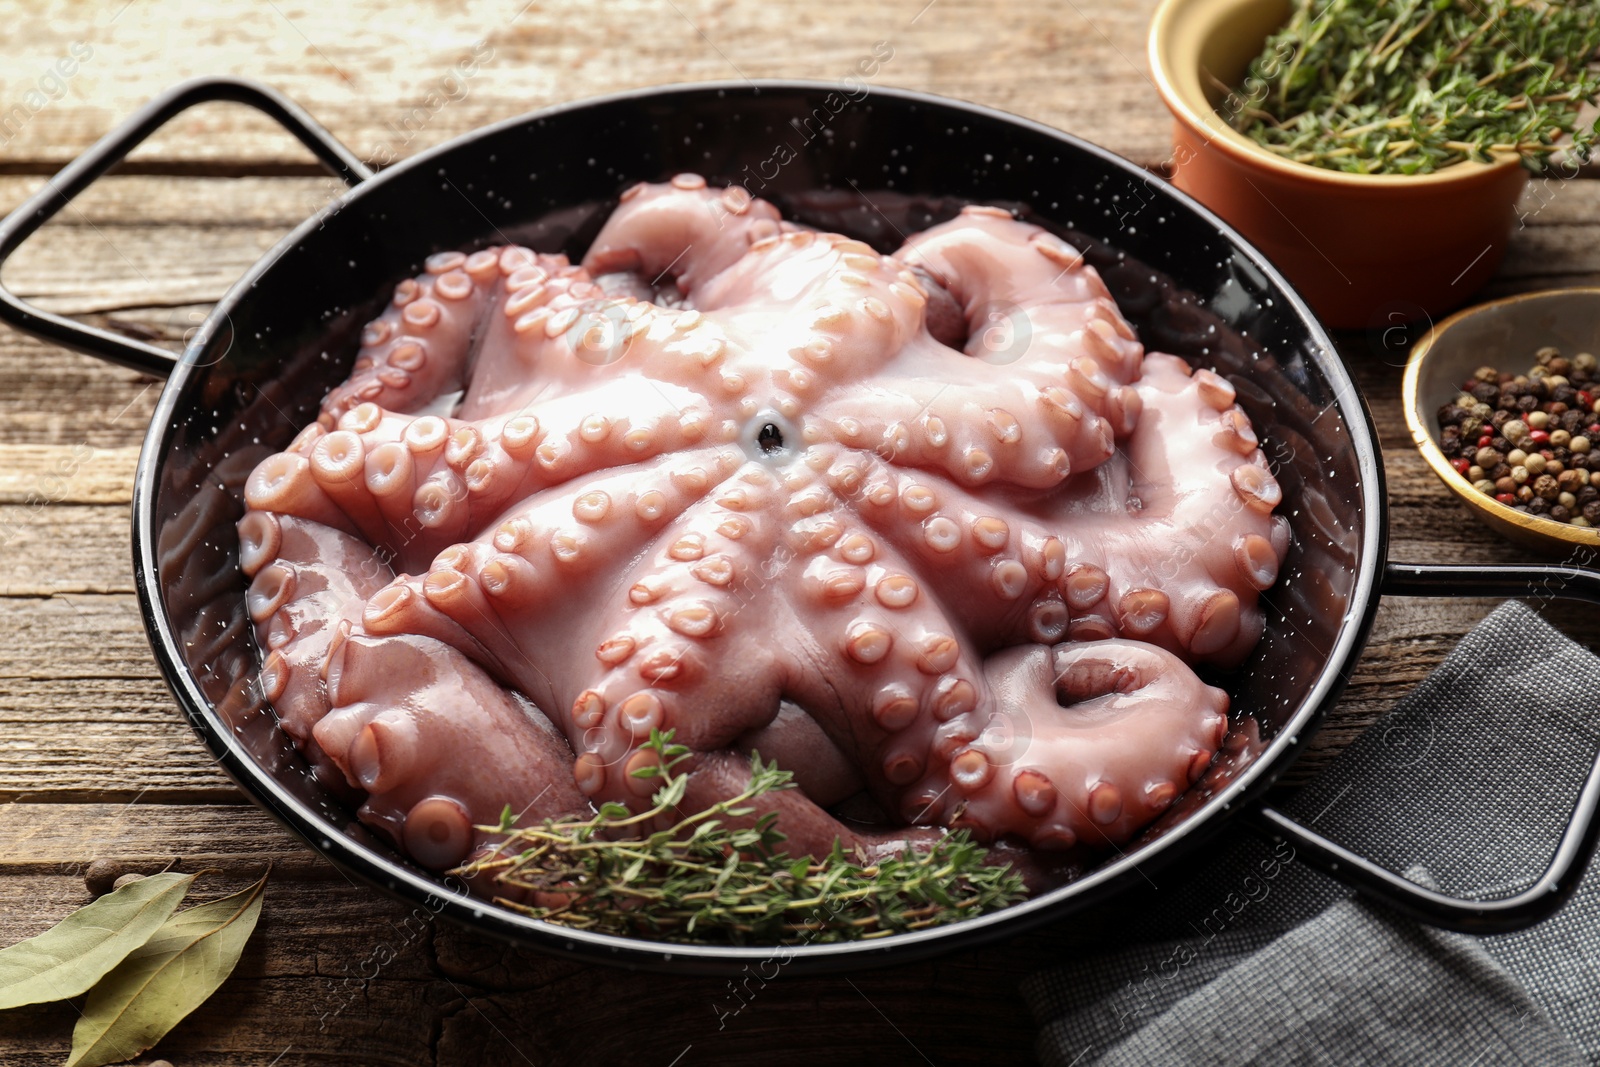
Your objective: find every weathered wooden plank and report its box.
[0,0,1171,173]
[0,504,133,595]
[0,595,239,801]
[0,444,137,503]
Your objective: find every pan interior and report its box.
[140,83,1374,962]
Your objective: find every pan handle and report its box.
[1246,560,1600,934]
[0,76,370,378]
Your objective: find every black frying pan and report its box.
[4,77,1599,976]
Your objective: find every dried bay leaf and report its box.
[67,870,268,1067]
[0,872,193,1010]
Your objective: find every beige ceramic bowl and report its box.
[1149,0,1529,329]
[1404,288,1600,554]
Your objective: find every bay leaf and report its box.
[0,872,193,1010]
[67,870,267,1067]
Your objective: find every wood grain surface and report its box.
[2,2,1598,1063]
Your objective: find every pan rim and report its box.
[130,77,1387,972]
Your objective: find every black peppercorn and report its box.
[1437,346,1598,529]
[1585,500,1600,524]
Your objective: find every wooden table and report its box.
[2,1,1597,1063]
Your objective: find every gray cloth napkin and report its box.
[1023,600,1600,1066]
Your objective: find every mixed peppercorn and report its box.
[1435,346,1600,528]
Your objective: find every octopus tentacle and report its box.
[237,511,395,792]
[321,248,518,423]
[1044,353,1288,666]
[315,630,586,870]
[776,525,993,829]
[807,371,1116,491]
[464,280,756,413]
[894,206,1143,384]
[454,255,631,418]
[307,391,722,571]
[788,206,1146,491]
[582,175,786,295]
[935,640,1229,850]
[557,467,797,811]
[696,230,926,375]
[812,447,1067,647]
[674,749,899,860]
[360,450,738,709]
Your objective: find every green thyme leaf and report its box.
[1230,0,1600,174]
[457,729,1027,945]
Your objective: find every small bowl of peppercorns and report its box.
[1403,288,1600,554]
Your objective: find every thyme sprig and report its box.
[1229,0,1600,174]
[455,730,1027,945]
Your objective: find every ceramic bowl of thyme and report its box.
[1149,0,1600,328]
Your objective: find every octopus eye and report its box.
[758,422,783,453]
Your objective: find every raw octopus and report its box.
[237,175,1290,876]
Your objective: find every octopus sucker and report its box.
[240,178,1290,884]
